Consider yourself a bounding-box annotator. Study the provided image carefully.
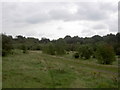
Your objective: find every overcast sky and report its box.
[1,0,119,40]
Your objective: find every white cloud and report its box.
[2,1,118,40]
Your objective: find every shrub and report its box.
[2,34,13,56]
[114,44,120,56]
[73,52,79,58]
[55,39,66,55]
[55,45,65,55]
[21,44,27,53]
[42,41,66,56]
[48,44,55,55]
[96,44,116,64]
[42,43,55,55]
[78,45,93,59]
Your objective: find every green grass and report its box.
[0,55,2,89]
[2,50,118,88]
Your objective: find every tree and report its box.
[78,45,93,59]
[91,35,103,43]
[40,37,50,43]
[0,35,2,56]
[116,33,120,43]
[16,35,26,43]
[2,34,13,56]
[64,35,72,44]
[114,43,120,56]
[21,44,27,53]
[42,43,55,55]
[96,44,116,64]
[55,38,66,55]
[114,33,120,56]
[103,33,116,45]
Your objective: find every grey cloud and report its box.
[3,2,117,25]
[0,2,2,32]
[2,2,51,24]
[49,9,71,21]
[25,13,51,24]
[48,2,110,22]
[108,21,118,32]
[92,24,107,30]
[75,3,109,21]
[2,2,118,37]
[118,2,120,32]
[105,15,118,32]
[99,2,117,13]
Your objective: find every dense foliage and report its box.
[78,45,93,59]
[42,39,66,55]
[95,44,116,64]
[2,34,13,56]
[73,52,79,58]
[1,33,120,64]
[21,44,27,53]
[42,43,55,55]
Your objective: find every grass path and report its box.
[45,53,118,75]
[41,58,56,88]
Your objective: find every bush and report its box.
[78,45,93,59]
[114,44,120,56]
[21,44,27,53]
[96,44,116,64]
[55,45,65,55]
[42,41,66,56]
[55,39,66,55]
[42,43,55,55]
[73,52,79,58]
[2,34,13,56]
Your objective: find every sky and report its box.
[1,0,119,40]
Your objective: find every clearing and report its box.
[2,50,118,88]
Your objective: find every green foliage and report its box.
[13,36,41,50]
[2,34,13,56]
[42,39,66,55]
[65,44,76,51]
[0,35,2,56]
[116,47,120,55]
[114,43,120,56]
[55,45,65,55]
[96,44,116,64]
[78,45,93,59]
[42,43,55,55]
[55,39,66,55]
[26,44,41,50]
[40,37,50,43]
[2,33,120,57]
[21,44,27,53]
[73,52,79,59]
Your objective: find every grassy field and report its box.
[2,50,118,88]
[0,56,2,89]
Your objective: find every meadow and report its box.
[2,50,118,88]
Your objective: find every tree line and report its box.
[1,33,120,64]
